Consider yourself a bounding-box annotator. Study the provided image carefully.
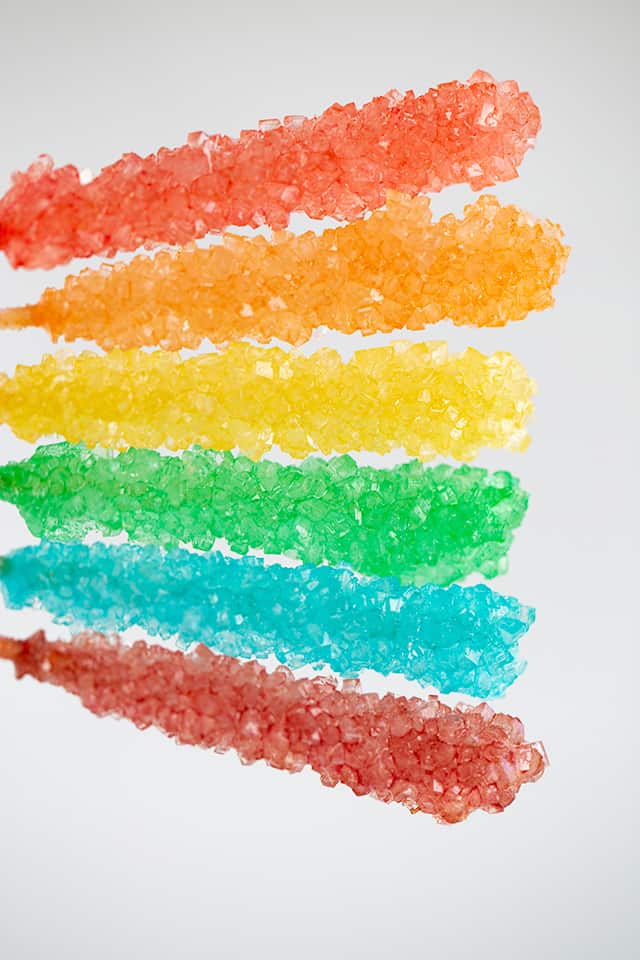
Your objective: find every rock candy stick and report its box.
[0,443,529,585]
[0,195,568,348]
[0,631,546,822]
[0,72,540,269]
[0,542,535,697]
[0,342,535,461]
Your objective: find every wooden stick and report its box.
[0,636,21,661]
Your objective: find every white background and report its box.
[0,1,638,957]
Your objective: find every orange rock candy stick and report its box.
[0,631,546,822]
[0,195,568,350]
[0,72,540,269]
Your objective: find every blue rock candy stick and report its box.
[0,542,534,697]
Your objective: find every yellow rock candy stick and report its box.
[0,342,535,460]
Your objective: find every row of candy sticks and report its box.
[0,71,567,822]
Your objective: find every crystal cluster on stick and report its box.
[0,631,546,822]
[0,195,568,349]
[0,542,534,696]
[0,343,535,460]
[0,443,529,585]
[0,72,540,269]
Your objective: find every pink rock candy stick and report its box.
[0,631,546,822]
[0,72,541,269]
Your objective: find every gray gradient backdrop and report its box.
[0,2,638,957]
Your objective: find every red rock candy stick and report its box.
[0,72,540,269]
[0,631,546,822]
